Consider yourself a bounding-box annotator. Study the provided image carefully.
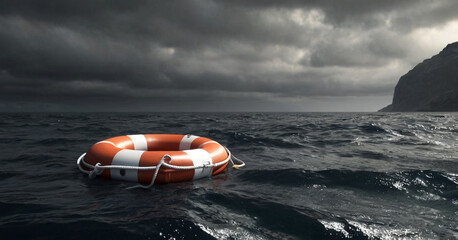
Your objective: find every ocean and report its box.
[0,112,457,239]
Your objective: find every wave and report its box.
[237,169,458,200]
[208,130,306,148]
[359,123,387,134]
[188,191,369,239]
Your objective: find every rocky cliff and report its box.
[379,42,458,112]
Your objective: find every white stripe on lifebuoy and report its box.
[184,149,213,180]
[179,135,199,150]
[111,149,144,181]
[128,134,148,150]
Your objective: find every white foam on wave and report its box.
[348,220,421,240]
[319,220,349,238]
[189,202,262,240]
[413,177,428,187]
[196,223,260,240]
[386,129,404,142]
[411,131,451,147]
[412,191,444,201]
[392,181,406,191]
[351,136,368,146]
[442,173,458,185]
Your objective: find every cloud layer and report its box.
[1,0,458,111]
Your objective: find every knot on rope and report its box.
[88,163,103,179]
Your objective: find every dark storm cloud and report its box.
[229,0,458,29]
[1,0,458,111]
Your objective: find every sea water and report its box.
[0,112,457,239]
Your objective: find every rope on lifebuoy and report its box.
[76,146,245,189]
[228,147,246,170]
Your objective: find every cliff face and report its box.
[379,42,458,112]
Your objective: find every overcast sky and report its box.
[1,0,458,112]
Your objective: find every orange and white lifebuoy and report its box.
[77,134,231,186]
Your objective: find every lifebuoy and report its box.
[77,134,230,185]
